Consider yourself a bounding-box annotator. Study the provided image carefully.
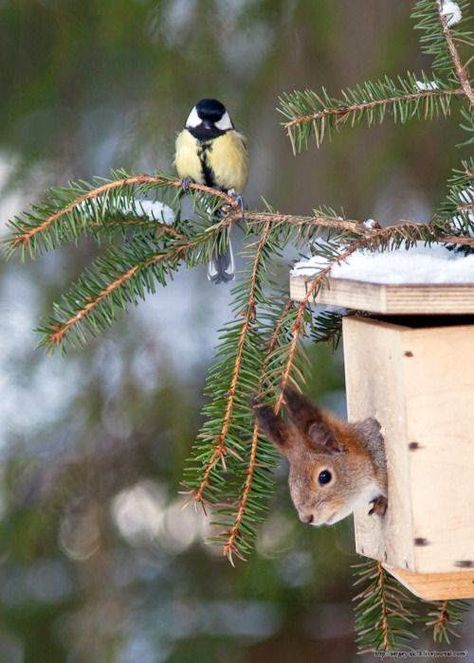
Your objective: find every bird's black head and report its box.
[196,98,226,122]
[185,98,233,140]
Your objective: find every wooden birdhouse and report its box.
[290,263,474,601]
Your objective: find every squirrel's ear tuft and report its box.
[307,421,342,454]
[282,388,342,453]
[253,405,289,453]
[353,417,382,442]
[283,387,324,427]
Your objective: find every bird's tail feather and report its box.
[207,236,235,284]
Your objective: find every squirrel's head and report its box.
[254,388,380,526]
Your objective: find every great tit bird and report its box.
[175,98,248,283]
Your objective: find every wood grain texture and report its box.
[344,317,415,570]
[343,316,474,600]
[384,565,474,600]
[290,275,474,314]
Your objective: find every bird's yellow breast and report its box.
[175,129,248,194]
[175,130,204,184]
[206,131,248,194]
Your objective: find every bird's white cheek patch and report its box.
[215,111,233,131]
[185,107,201,128]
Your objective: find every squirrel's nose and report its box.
[300,513,314,524]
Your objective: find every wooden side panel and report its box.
[343,317,415,570]
[402,325,474,573]
[344,316,474,581]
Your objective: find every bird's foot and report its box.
[180,177,193,193]
[227,189,245,211]
[368,495,388,517]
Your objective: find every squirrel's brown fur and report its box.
[254,388,387,526]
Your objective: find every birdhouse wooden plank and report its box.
[289,269,474,600]
[343,316,474,600]
[290,275,474,314]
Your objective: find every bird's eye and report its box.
[318,469,332,485]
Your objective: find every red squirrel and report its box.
[254,388,387,526]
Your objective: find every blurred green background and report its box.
[0,1,472,661]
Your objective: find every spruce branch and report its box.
[216,293,306,563]
[222,422,262,565]
[279,75,463,152]
[413,0,473,78]
[275,298,312,410]
[275,224,412,409]
[222,297,296,563]
[275,238,366,409]
[5,171,239,259]
[425,599,470,643]
[435,0,474,105]
[38,223,226,350]
[439,233,474,245]
[353,560,417,653]
[275,217,473,410]
[8,166,473,354]
[40,238,181,350]
[256,297,297,400]
[310,308,344,347]
[458,108,474,147]
[458,200,474,212]
[437,157,474,236]
[241,212,363,235]
[184,221,276,508]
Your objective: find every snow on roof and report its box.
[291,241,474,285]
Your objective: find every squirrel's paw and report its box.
[368,495,387,517]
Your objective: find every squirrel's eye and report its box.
[318,469,332,485]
